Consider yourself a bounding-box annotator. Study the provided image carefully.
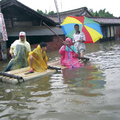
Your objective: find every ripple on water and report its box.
[86,45,120,70]
[0,42,120,120]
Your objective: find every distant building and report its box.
[46,7,120,41]
[46,7,92,24]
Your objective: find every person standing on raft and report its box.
[4,31,31,72]
[73,24,86,57]
[59,37,84,68]
[28,42,48,73]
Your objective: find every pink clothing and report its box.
[59,45,84,68]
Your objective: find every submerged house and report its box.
[0,0,65,60]
[1,0,120,60]
[46,7,120,41]
[91,17,120,41]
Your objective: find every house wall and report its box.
[5,20,36,28]
[13,21,33,27]
[0,35,65,60]
[115,26,120,40]
[101,25,116,41]
[30,35,64,52]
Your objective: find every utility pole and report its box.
[54,0,61,24]
[0,0,8,61]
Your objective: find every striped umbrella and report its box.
[61,16,103,43]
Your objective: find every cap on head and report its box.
[19,31,26,37]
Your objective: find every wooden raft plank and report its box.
[0,60,65,84]
[0,57,90,84]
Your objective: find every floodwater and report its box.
[0,40,120,120]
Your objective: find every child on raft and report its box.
[59,37,84,68]
[28,42,48,73]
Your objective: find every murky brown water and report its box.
[0,40,120,120]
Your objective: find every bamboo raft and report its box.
[0,57,89,84]
[0,60,65,84]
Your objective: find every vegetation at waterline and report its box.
[37,8,115,17]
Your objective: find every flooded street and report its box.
[0,40,120,120]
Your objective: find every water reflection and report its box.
[61,64,106,97]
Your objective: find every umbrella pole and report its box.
[43,22,79,56]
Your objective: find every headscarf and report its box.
[65,37,72,46]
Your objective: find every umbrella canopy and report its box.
[61,16,103,43]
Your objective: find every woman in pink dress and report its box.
[59,37,84,68]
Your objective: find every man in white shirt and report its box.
[73,24,86,57]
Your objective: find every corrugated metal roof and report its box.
[7,26,64,37]
[90,17,120,25]
[46,7,92,24]
[46,7,120,25]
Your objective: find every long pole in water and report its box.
[43,22,79,57]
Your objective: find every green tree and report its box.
[45,9,47,14]
[37,9,55,15]
[37,9,46,15]
[48,11,55,15]
[89,9,114,17]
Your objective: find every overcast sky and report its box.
[18,0,120,17]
